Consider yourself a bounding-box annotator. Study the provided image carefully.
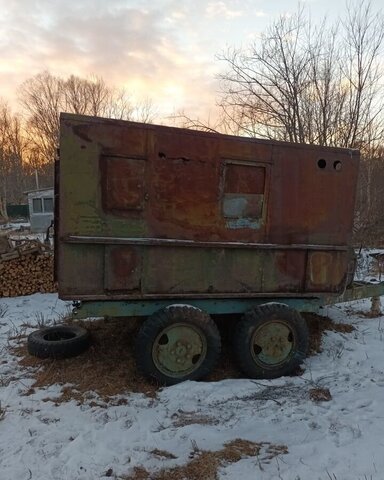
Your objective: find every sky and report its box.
[0,0,383,122]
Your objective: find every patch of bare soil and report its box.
[122,439,288,480]
[11,312,354,403]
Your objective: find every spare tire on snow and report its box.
[27,325,90,359]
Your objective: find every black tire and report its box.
[135,305,221,385]
[27,325,91,359]
[234,303,309,379]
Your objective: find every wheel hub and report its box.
[153,323,207,376]
[252,321,293,365]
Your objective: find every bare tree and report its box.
[19,72,158,168]
[63,75,95,115]
[340,2,384,147]
[0,101,27,205]
[216,1,384,243]
[18,72,61,165]
[101,88,135,121]
[217,1,384,149]
[132,97,158,124]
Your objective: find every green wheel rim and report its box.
[152,322,207,378]
[251,321,294,366]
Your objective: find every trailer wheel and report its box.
[27,325,90,359]
[234,304,309,379]
[135,306,221,385]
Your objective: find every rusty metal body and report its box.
[56,114,360,305]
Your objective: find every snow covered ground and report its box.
[1,293,384,480]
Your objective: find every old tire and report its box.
[234,303,309,379]
[135,305,221,385]
[27,325,90,359]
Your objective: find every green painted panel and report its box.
[73,297,322,319]
[142,246,264,294]
[60,118,148,238]
[59,244,104,295]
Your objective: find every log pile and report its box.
[0,239,56,297]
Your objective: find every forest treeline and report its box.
[0,72,156,206]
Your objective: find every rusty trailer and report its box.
[56,113,363,384]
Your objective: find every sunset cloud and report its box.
[1,0,223,118]
[1,0,372,122]
[205,1,243,19]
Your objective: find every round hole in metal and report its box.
[192,354,201,364]
[334,160,342,171]
[318,159,326,169]
[158,334,169,345]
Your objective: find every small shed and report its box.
[26,187,54,233]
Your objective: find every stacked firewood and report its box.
[0,239,56,297]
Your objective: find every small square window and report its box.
[32,198,42,213]
[43,197,54,213]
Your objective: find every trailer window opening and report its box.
[222,163,266,222]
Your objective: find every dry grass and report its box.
[0,304,8,318]
[150,449,177,460]
[123,439,288,480]
[171,412,219,428]
[13,316,159,402]
[304,313,354,355]
[309,387,332,402]
[11,312,354,403]
[0,401,6,421]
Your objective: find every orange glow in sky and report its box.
[0,0,382,122]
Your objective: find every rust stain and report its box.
[57,113,360,301]
[101,156,146,213]
[105,246,141,291]
[306,251,348,292]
